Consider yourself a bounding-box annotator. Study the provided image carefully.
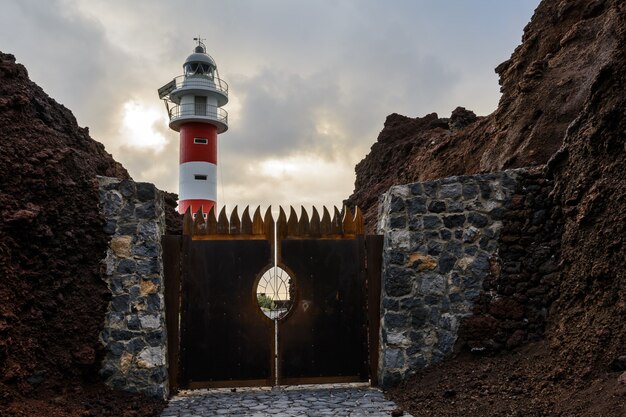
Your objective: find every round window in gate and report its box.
[255,266,296,320]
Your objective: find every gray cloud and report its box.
[0,0,540,209]
[224,69,339,158]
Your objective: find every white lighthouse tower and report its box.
[158,38,228,216]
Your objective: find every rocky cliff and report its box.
[355,0,625,415]
[0,52,164,416]
[546,37,625,381]
[347,0,623,234]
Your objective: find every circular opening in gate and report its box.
[256,266,296,320]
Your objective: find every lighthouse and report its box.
[158,38,228,217]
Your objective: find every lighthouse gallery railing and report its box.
[168,103,228,125]
[172,74,229,96]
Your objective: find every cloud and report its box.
[224,69,340,158]
[0,0,541,210]
[0,0,134,141]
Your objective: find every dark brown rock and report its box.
[367,1,626,416]
[0,52,164,415]
[346,0,624,235]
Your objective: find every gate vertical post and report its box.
[178,235,192,387]
[366,235,383,387]
[358,235,370,381]
[162,235,183,393]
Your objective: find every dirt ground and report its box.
[2,382,164,417]
[388,342,626,417]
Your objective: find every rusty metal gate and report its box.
[163,206,382,390]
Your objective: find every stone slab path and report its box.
[161,383,412,417]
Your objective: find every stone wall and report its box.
[460,169,561,351]
[377,170,520,387]
[98,177,169,399]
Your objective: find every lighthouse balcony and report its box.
[165,75,229,106]
[168,103,228,133]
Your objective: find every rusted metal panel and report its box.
[179,239,274,388]
[366,235,383,387]
[357,235,370,382]
[162,235,182,394]
[278,238,369,384]
[275,375,364,386]
[182,205,274,241]
[176,204,380,388]
[277,206,364,240]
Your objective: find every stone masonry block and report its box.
[423,215,443,229]
[385,266,415,297]
[119,179,136,198]
[407,197,428,215]
[136,182,156,202]
[137,346,165,368]
[409,183,423,195]
[462,183,479,199]
[442,214,466,228]
[439,183,462,199]
[385,312,410,329]
[383,348,405,369]
[390,195,406,214]
[428,201,446,213]
[102,191,123,217]
[110,235,132,258]
[420,273,446,296]
[407,253,437,271]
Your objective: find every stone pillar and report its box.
[98,177,169,399]
[377,171,520,387]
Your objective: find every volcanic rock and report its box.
[0,52,165,415]
[346,0,625,234]
[357,1,625,415]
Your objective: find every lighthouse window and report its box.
[194,175,208,181]
[194,138,208,145]
[184,63,213,77]
[185,63,199,75]
[195,96,207,115]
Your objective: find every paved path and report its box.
[161,383,411,417]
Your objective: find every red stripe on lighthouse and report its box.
[179,199,215,216]
[179,122,217,164]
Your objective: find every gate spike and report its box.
[241,206,253,234]
[193,206,206,235]
[299,206,310,236]
[320,207,332,235]
[287,206,299,237]
[263,206,274,240]
[354,206,364,235]
[183,206,193,235]
[310,207,321,237]
[206,206,217,235]
[217,206,229,234]
[343,206,356,235]
[252,206,264,235]
[277,207,288,239]
[331,206,343,234]
[230,206,241,234]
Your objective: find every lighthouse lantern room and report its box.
[158,38,228,216]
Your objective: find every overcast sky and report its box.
[0,0,540,213]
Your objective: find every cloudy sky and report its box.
[0,0,539,212]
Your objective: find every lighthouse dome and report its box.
[183,51,216,77]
